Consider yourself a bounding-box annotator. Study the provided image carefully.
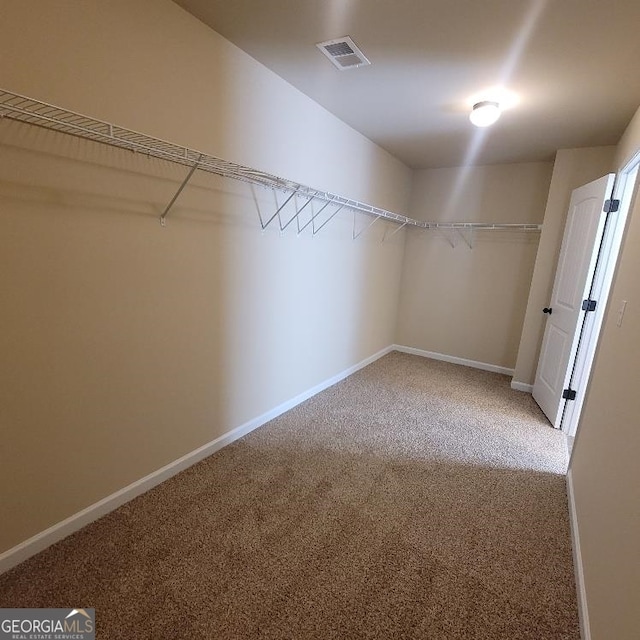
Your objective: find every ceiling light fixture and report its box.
[469,101,501,127]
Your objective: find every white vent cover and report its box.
[316,36,371,70]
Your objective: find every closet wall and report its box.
[0,0,411,554]
[569,106,640,640]
[395,162,553,370]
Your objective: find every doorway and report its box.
[533,154,639,438]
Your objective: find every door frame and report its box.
[533,175,615,427]
[561,151,640,436]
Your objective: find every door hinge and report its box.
[582,299,597,312]
[562,388,577,401]
[603,199,620,213]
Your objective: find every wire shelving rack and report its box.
[0,88,543,240]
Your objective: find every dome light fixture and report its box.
[469,100,501,127]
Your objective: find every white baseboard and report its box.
[0,345,393,576]
[510,380,533,393]
[567,468,591,640]
[393,344,514,376]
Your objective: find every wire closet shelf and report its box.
[0,88,542,236]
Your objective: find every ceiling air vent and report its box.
[316,36,371,70]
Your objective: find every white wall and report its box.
[569,106,640,640]
[396,162,552,369]
[0,0,411,554]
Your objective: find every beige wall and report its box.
[614,105,640,169]
[0,0,411,554]
[570,106,640,640]
[395,162,552,369]
[512,146,616,385]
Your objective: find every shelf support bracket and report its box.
[280,192,317,232]
[262,190,297,230]
[457,226,475,249]
[439,227,457,248]
[160,154,202,227]
[382,220,408,243]
[353,211,381,240]
[313,202,346,235]
[251,183,268,230]
[299,196,336,234]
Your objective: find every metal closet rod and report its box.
[0,88,542,233]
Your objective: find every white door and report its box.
[533,174,615,427]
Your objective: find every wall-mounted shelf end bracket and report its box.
[159,154,203,227]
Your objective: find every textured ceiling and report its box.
[173,0,640,169]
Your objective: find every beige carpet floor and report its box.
[0,352,579,639]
